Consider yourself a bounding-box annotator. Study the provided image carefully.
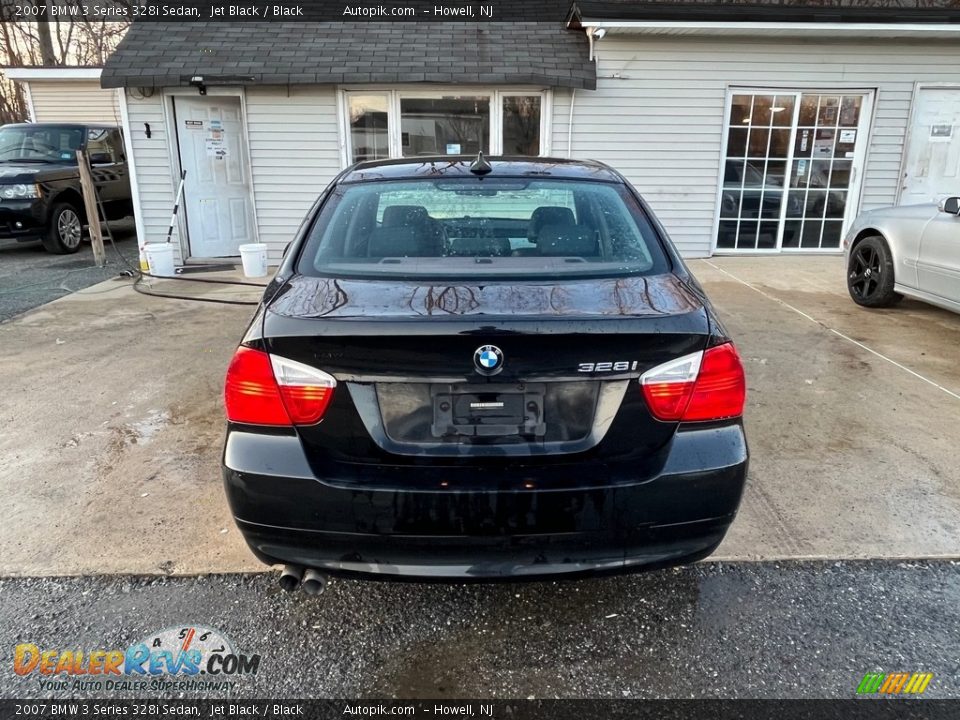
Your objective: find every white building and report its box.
[101,4,960,264]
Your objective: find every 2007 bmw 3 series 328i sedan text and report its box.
[222,156,748,588]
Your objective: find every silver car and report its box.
[843,196,960,313]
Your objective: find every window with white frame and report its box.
[342,89,549,165]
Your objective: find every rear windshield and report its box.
[297,178,669,280]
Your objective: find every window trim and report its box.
[338,86,552,167]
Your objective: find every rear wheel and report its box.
[41,202,84,254]
[847,235,901,308]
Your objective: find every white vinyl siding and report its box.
[245,85,341,263]
[124,91,182,261]
[26,80,120,125]
[555,36,960,257]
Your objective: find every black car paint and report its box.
[0,124,132,242]
[223,158,748,581]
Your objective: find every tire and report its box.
[847,235,902,308]
[41,202,84,254]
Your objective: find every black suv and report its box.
[0,123,132,254]
[222,157,749,585]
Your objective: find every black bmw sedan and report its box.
[222,156,748,588]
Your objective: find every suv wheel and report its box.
[847,235,902,308]
[41,202,84,254]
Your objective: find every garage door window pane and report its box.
[726,127,748,157]
[401,96,490,157]
[729,95,753,126]
[502,96,541,155]
[347,94,389,163]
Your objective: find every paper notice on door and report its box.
[839,129,857,144]
[205,133,228,159]
[185,120,203,129]
[209,119,224,131]
[930,124,953,140]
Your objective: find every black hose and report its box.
[105,232,264,306]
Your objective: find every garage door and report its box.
[716,90,873,253]
[902,87,960,206]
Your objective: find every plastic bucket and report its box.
[239,242,269,278]
[144,243,176,277]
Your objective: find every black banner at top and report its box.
[1,0,574,22]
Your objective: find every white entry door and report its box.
[174,96,255,257]
[902,87,960,206]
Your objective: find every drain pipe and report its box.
[279,565,304,592]
[567,88,576,158]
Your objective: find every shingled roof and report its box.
[101,22,596,90]
[569,0,960,24]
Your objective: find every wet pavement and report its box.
[2,559,958,699]
[0,227,138,323]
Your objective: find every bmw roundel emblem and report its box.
[474,345,504,375]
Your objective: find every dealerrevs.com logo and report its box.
[14,625,261,693]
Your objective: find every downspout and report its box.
[117,88,148,271]
[567,88,576,158]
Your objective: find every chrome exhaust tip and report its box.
[279,564,304,592]
[301,568,328,596]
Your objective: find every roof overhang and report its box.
[572,20,960,39]
[3,67,103,81]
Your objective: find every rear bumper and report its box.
[222,424,748,580]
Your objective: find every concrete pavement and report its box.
[0,256,957,576]
[697,257,960,561]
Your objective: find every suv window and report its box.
[86,128,119,164]
[299,178,669,280]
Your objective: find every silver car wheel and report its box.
[58,209,82,249]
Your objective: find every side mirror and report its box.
[88,152,113,165]
[939,196,960,216]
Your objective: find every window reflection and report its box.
[502,96,541,156]
[348,94,389,163]
[400,96,490,157]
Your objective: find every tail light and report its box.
[640,342,745,422]
[224,346,336,426]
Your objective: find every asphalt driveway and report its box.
[2,559,958,699]
[0,222,139,323]
[0,256,957,576]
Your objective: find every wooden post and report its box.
[76,149,106,268]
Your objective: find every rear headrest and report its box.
[528,206,576,241]
[382,205,432,227]
[368,226,433,257]
[537,226,598,257]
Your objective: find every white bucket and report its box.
[239,242,269,278]
[144,243,176,277]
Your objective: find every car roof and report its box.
[340,156,624,184]
[1,123,120,130]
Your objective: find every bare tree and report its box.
[1,1,130,123]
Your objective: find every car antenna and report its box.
[469,151,492,176]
